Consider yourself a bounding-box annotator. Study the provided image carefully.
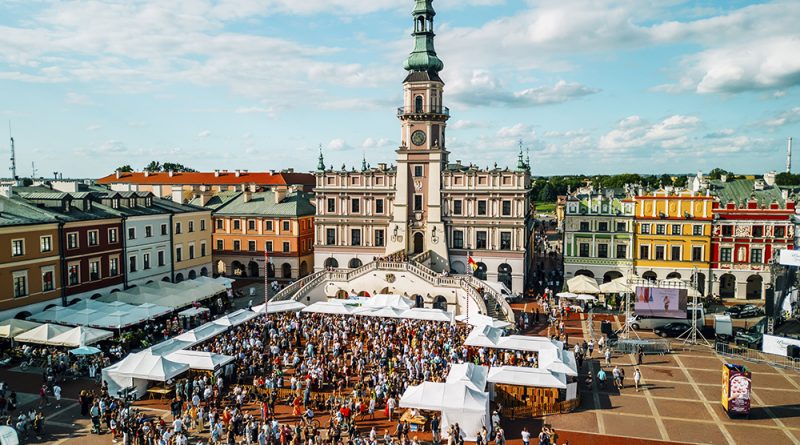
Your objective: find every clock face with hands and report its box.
[411,130,426,146]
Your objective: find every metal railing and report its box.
[715,342,800,372]
[397,106,450,117]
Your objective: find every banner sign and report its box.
[722,363,751,416]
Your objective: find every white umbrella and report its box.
[575,294,597,301]
[567,275,600,294]
[599,277,632,294]
[556,292,578,299]
[70,346,102,356]
[0,319,42,338]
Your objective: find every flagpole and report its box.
[264,248,269,344]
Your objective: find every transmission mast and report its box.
[8,122,17,179]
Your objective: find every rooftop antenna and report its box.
[8,122,17,179]
[788,137,793,174]
[31,161,36,178]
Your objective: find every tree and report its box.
[672,175,688,187]
[658,174,673,187]
[144,161,162,172]
[161,162,196,172]
[775,172,800,186]
[708,168,730,180]
[537,183,557,202]
[116,165,134,172]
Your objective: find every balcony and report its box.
[397,106,450,118]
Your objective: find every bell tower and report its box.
[387,0,450,269]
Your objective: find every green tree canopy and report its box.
[116,165,134,172]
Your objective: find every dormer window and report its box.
[112,199,119,209]
[129,198,135,207]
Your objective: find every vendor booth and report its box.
[14,323,71,344]
[0,319,41,338]
[102,351,189,400]
[400,381,490,441]
[252,300,305,314]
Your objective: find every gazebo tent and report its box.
[455,314,512,329]
[14,323,72,344]
[147,338,195,356]
[49,326,113,347]
[567,275,601,294]
[165,350,234,371]
[599,277,632,294]
[537,349,578,376]
[212,309,259,327]
[59,308,102,326]
[133,303,173,319]
[302,301,357,315]
[486,366,567,389]
[496,335,562,352]
[358,306,407,318]
[178,307,211,317]
[0,319,42,338]
[400,308,452,322]
[400,382,490,441]
[464,325,503,348]
[363,294,414,310]
[252,300,306,314]
[175,322,228,343]
[114,351,189,381]
[28,306,78,324]
[91,310,142,329]
[446,363,489,391]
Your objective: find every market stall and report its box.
[49,326,113,347]
[251,300,306,314]
[0,319,42,338]
[400,381,490,441]
[14,323,72,344]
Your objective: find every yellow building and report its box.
[634,190,713,294]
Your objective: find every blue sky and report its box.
[0,0,799,178]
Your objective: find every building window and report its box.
[40,236,52,253]
[174,247,182,263]
[476,231,487,249]
[453,200,463,215]
[598,222,608,232]
[11,239,24,257]
[157,250,165,267]
[598,244,608,258]
[351,199,360,213]
[655,245,665,260]
[616,222,626,232]
[200,242,206,257]
[375,230,385,247]
[128,256,137,273]
[639,245,650,260]
[145,226,153,238]
[693,225,703,236]
[414,165,423,177]
[671,225,681,235]
[42,267,55,292]
[216,240,224,251]
[68,232,79,249]
[775,226,786,238]
[656,224,665,235]
[109,228,118,243]
[233,241,240,251]
[376,199,384,214]
[751,248,763,264]
[216,219,224,230]
[90,260,100,280]
[188,221,194,232]
[477,200,487,216]
[500,232,511,250]
[160,224,167,236]
[175,222,182,234]
[282,242,290,252]
[110,258,119,276]
[266,241,273,252]
[579,243,590,257]
[722,225,733,237]
[327,198,335,212]
[692,246,703,261]
[248,241,256,252]
[326,228,336,246]
[351,229,361,246]
[579,221,590,232]
[200,220,206,231]
[88,230,99,246]
[414,195,423,211]
[283,221,290,231]
[12,272,27,298]
[501,200,512,216]
[640,224,651,234]
[128,228,136,240]
[671,246,681,261]
[720,247,732,262]
[189,245,195,259]
[247,220,255,231]
[68,264,80,285]
[453,230,464,249]
[266,221,273,231]
[233,220,241,230]
[144,252,152,269]
[616,244,627,259]
[752,226,763,237]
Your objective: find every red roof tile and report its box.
[96,171,315,187]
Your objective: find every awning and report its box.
[301,301,357,315]
[178,307,210,317]
[114,351,189,381]
[399,381,489,413]
[49,326,113,347]
[487,366,567,389]
[14,323,72,344]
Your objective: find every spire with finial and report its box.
[316,144,325,171]
[526,145,531,171]
[361,153,367,171]
[516,139,526,171]
[403,0,444,75]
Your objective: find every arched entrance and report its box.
[299,261,308,277]
[575,269,595,278]
[642,271,657,282]
[14,311,32,320]
[666,272,682,280]
[90,293,103,300]
[451,260,466,274]
[603,271,623,283]
[498,263,513,291]
[474,262,487,280]
[216,260,226,276]
[412,294,424,308]
[335,289,349,299]
[719,273,736,298]
[232,261,246,277]
[349,258,363,269]
[267,262,275,278]
[281,263,292,279]
[746,275,763,299]
[692,271,706,295]
[248,261,260,278]
[188,270,197,280]
[175,273,184,283]
[413,232,424,254]
[324,257,339,269]
[433,296,447,310]
[358,291,372,297]
[200,267,208,277]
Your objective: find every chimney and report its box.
[249,183,257,192]
[243,191,252,203]
[0,184,12,198]
[269,169,276,175]
[274,188,287,204]
[171,186,183,203]
[144,171,150,177]
[235,169,241,177]
[115,169,121,179]
[168,170,174,177]
[200,193,211,207]
[214,169,220,177]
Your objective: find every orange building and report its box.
[192,190,315,281]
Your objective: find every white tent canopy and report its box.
[567,275,600,294]
[0,319,42,338]
[14,323,71,344]
[400,382,490,441]
[114,351,189,381]
[175,322,228,343]
[28,306,78,324]
[455,313,511,329]
[91,310,142,329]
[446,363,489,391]
[497,335,562,352]
[178,307,210,317]
[487,366,567,389]
[538,349,578,376]
[600,277,632,294]
[212,309,259,327]
[302,301,357,315]
[362,294,414,310]
[49,326,113,347]
[464,325,503,348]
[400,308,452,322]
[165,350,234,371]
[147,338,195,356]
[252,300,306,314]
[0,425,19,445]
[358,306,406,318]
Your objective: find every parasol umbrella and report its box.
[69,346,102,356]
[567,275,600,294]
[599,277,632,294]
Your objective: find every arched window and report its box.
[415,95,424,113]
[282,263,292,279]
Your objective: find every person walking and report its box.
[637,347,644,365]
[587,339,594,357]
[612,366,621,390]
[634,368,642,392]
[597,368,607,389]
[52,384,61,408]
[604,347,612,366]
[619,366,626,389]
[521,427,530,445]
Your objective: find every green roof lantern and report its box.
[317,144,325,171]
[403,0,444,74]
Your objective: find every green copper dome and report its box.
[403,0,444,74]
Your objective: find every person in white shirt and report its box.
[53,384,62,408]
[520,427,531,445]
[173,417,183,433]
